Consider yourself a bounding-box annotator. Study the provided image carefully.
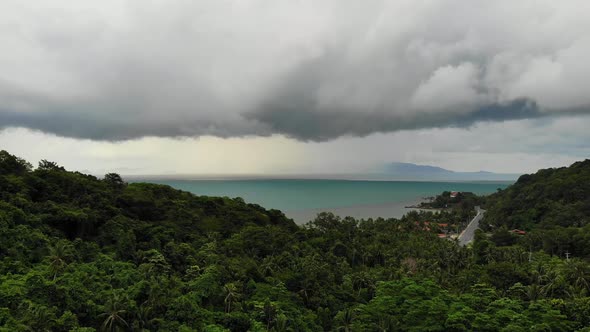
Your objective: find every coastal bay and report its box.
[138,178,511,223]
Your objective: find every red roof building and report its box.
[414,221,431,231]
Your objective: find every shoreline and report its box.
[403,205,444,211]
[286,199,423,224]
[286,198,449,224]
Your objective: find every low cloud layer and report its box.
[3,116,589,175]
[1,0,590,141]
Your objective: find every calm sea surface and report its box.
[138,179,511,223]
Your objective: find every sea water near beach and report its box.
[137,179,511,224]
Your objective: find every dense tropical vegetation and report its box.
[484,160,590,257]
[1,150,590,331]
[419,191,485,211]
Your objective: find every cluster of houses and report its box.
[416,220,528,239]
[415,221,453,238]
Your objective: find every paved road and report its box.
[458,207,485,246]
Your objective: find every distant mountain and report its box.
[373,162,518,181]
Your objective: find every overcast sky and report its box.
[1,0,589,175]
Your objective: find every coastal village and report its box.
[413,191,527,242]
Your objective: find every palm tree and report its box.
[224,282,241,313]
[482,246,496,264]
[351,272,374,299]
[349,245,360,266]
[377,314,397,332]
[263,299,277,331]
[271,314,289,332]
[524,283,544,301]
[336,308,355,332]
[135,301,154,331]
[24,304,56,332]
[99,293,129,332]
[565,260,590,297]
[540,268,565,298]
[572,263,590,292]
[48,240,74,280]
[259,257,279,277]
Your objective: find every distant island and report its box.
[374,162,519,181]
[127,162,518,182]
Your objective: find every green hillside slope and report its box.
[485,160,590,230]
[482,160,590,257]
[2,150,590,331]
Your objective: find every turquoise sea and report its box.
[139,179,511,223]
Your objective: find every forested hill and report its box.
[482,160,590,259]
[0,150,297,240]
[484,159,590,230]
[3,150,590,331]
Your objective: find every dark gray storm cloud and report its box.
[1,0,590,141]
[250,99,543,141]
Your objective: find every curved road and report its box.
[458,207,485,246]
